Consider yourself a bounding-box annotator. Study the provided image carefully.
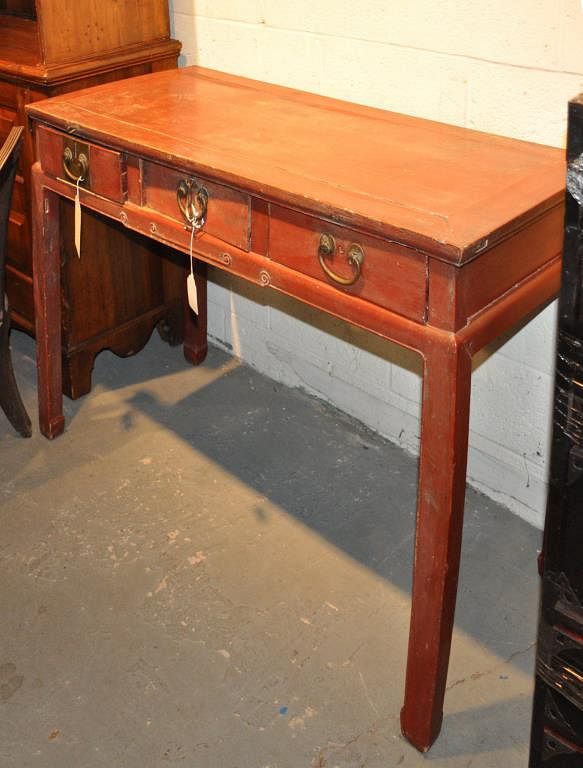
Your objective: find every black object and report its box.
[529,95,583,766]
[0,126,31,437]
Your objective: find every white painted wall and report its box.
[169,1,583,528]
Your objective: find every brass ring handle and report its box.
[62,146,88,183]
[177,179,209,230]
[318,233,364,286]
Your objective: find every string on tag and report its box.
[74,176,82,258]
[186,222,198,314]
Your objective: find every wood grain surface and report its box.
[28,66,565,263]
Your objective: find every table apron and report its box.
[34,166,561,364]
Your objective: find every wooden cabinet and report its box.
[0,0,183,398]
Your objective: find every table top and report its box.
[26,66,565,263]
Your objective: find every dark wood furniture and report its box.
[529,95,583,766]
[27,67,565,752]
[0,0,182,399]
[0,125,30,436]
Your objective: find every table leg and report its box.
[183,257,208,365]
[31,167,64,439]
[62,348,96,400]
[157,244,186,347]
[400,337,472,751]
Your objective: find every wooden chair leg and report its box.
[400,338,472,751]
[0,300,31,437]
[183,258,208,365]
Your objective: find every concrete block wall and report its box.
[170,0,583,528]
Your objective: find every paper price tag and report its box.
[74,178,81,258]
[186,225,198,313]
[187,272,198,313]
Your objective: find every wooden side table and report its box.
[27,67,566,752]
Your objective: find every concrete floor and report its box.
[0,329,542,767]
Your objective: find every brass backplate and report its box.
[62,138,90,185]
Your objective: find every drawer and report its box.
[36,125,126,203]
[269,206,427,322]
[142,160,250,251]
[6,264,34,328]
[6,209,27,272]
[10,173,25,215]
[0,105,17,138]
[0,82,18,109]
[542,685,583,748]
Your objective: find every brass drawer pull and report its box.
[177,178,208,230]
[318,233,364,286]
[62,145,88,183]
